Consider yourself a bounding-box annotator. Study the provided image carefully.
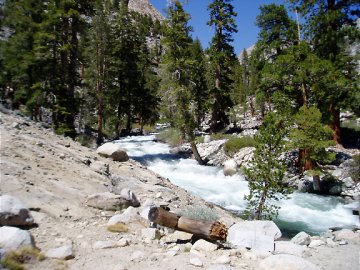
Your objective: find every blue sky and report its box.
[149,0,290,55]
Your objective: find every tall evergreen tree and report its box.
[160,0,204,164]
[288,0,360,143]
[207,0,238,132]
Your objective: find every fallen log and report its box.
[148,207,227,241]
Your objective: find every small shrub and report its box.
[224,136,256,157]
[156,128,182,146]
[107,223,129,233]
[349,154,360,183]
[210,133,233,141]
[1,247,43,270]
[177,206,219,221]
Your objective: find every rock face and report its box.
[86,191,140,211]
[0,194,35,226]
[96,142,129,162]
[0,226,35,252]
[128,0,164,21]
[258,254,320,270]
[227,221,281,252]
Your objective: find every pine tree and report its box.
[244,112,291,220]
[289,105,336,191]
[207,0,238,132]
[160,0,204,164]
[288,0,360,143]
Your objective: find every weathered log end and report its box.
[210,221,227,241]
[148,207,228,241]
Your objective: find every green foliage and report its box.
[0,247,44,270]
[244,112,291,220]
[290,106,336,169]
[224,136,256,157]
[177,205,219,221]
[207,0,238,132]
[349,155,360,183]
[156,128,182,146]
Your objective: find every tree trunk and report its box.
[298,148,313,172]
[313,174,321,192]
[148,207,227,241]
[191,141,205,165]
[330,103,341,144]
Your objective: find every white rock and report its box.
[93,240,119,249]
[117,238,131,247]
[130,251,145,262]
[204,135,211,143]
[108,208,141,226]
[45,245,74,260]
[258,254,321,270]
[96,142,129,162]
[141,228,161,240]
[223,159,237,176]
[243,250,258,260]
[215,255,231,264]
[291,232,311,246]
[0,226,35,252]
[207,265,235,270]
[326,238,337,247]
[190,257,203,267]
[191,239,218,253]
[334,229,358,241]
[0,195,35,226]
[87,191,140,211]
[275,241,307,256]
[227,221,281,252]
[308,239,325,248]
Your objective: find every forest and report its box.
[0,0,359,146]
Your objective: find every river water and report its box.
[115,135,359,236]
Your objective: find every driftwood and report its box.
[148,207,227,241]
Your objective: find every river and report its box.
[115,135,359,236]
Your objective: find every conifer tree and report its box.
[160,0,204,164]
[244,112,291,220]
[207,0,238,132]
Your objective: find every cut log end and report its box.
[210,221,228,241]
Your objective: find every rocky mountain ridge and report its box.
[129,0,164,21]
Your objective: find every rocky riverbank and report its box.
[1,110,359,270]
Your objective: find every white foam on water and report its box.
[116,136,360,234]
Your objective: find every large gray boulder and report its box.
[86,190,140,211]
[258,254,320,270]
[0,194,35,226]
[227,221,281,252]
[0,226,35,252]
[96,142,129,162]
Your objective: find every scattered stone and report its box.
[339,240,348,245]
[308,239,325,248]
[275,241,307,257]
[96,142,129,162]
[11,122,20,129]
[45,244,74,260]
[215,255,231,264]
[130,251,145,262]
[117,238,131,247]
[0,226,35,252]
[86,191,139,211]
[291,232,311,246]
[243,250,258,260]
[208,265,235,270]
[107,207,143,231]
[90,161,110,175]
[190,257,203,267]
[204,135,211,143]
[93,240,119,249]
[326,238,337,247]
[191,239,218,253]
[223,159,237,176]
[0,194,35,226]
[141,228,161,240]
[258,254,321,270]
